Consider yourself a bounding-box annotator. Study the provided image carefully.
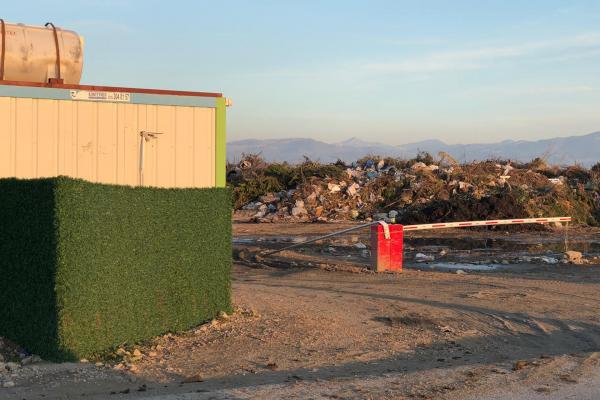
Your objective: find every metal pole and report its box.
[139,131,164,186]
[139,133,145,186]
[0,19,6,81]
[45,22,62,83]
[262,221,380,257]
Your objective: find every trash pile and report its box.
[229,153,600,226]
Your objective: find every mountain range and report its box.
[227,131,600,166]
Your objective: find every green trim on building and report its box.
[215,97,227,188]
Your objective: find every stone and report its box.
[513,360,529,370]
[20,355,41,366]
[132,349,142,357]
[1,381,15,388]
[5,362,20,372]
[116,348,130,357]
[291,206,307,217]
[456,270,467,275]
[218,311,230,321]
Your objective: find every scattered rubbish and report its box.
[549,178,563,185]
[539,256,559,265]
[429,263,498,272]
[518,256,559,264]
[229,154,600,226]
[564,251,584,265]
[328,183,341,193]
[415,253,435,263]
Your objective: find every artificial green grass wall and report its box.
[0,177,231,360]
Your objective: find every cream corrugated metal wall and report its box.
[0,98,216,188]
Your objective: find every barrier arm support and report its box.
[371,217,572,272]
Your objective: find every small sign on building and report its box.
[70,90,131,103]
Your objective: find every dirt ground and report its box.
[3,222,600,399]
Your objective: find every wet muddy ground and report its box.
[3,223,600,399]
[234,222,600,273]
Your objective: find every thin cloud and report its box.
[474,85,599,97]
[365,32,600,74]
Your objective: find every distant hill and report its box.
[227,131,600,166]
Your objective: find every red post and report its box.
[370,224,403,272]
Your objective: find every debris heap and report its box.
[228,153,600,226]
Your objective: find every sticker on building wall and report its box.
[70,90,132,103]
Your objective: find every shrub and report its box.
[0,177,231,360]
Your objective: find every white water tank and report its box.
[0,20,84,84]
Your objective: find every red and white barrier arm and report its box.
[403,217,572,231]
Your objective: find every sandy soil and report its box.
[2,223,600,399]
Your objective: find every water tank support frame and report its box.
[44,22,63,84]
[0,19,5,80]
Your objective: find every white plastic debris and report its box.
[328,183,341,193]
[347,182,360,197]
[549,178,563,185]
[415,253,435,263]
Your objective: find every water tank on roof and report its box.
[0,20,84,84]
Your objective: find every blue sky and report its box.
[3,0,600,145]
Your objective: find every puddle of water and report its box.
[234,233,600,266]
[427,263,499,271]
[233,238,255,244]
[233,236,311,244]
[405,237,600,255]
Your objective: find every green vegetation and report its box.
[0,177,231,360]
